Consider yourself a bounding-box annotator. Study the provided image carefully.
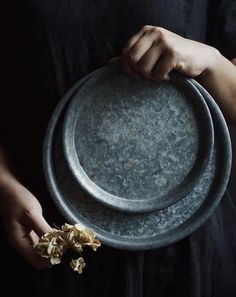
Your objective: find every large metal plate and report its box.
[62,64,213,212]
[43,67,231,250]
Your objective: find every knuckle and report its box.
[153,26,161,34]
[22,208,35,219]
[149,28,161,40]
[159,30,169,45]
[149,26,163,38]
[23,207,40,220]
[157,27,167,36]
[165,46,176,57]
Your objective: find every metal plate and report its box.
[43,68,231,250]
[62,64,213,212]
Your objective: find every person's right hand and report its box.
[0,177,53,269]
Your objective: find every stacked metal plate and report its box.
[43,63,232,250]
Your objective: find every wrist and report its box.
[0,172,21,197]
[198,47,222,81]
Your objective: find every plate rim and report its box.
[43,72,232,250]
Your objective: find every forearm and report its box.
[0,143,20,191]
[197,52,236,126]
[0,144,52,269]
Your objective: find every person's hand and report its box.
[0,178,52,269]
[113,25,220,81]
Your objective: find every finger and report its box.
[151,54,175,81]
[28,212,52,237]
[21,241,52,269]
[123,29,159,65]
[109,55,141,79]
[136,41,163,78]
[121,59,141,79]
[122,26,150,54]
[28,230,52,269]
[8,222,51,269]
[29,229,40,246]
[29,230,52,268]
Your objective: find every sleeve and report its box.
[207,0,236,60]
[1,2,26,152]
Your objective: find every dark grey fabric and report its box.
[1,1,236,296]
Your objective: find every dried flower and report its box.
[34,223,101,273]
[62,224,101,252]
[70,257,86,274]
[34,229,68,265]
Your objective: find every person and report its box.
[0,1,236,296]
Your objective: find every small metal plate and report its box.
[62,64,213,212]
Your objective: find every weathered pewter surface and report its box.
[63,64,213,212]
[43,68,231,250]
[75,79,197,198]
[55,129,215,236]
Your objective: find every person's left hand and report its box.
[112,25,220,81]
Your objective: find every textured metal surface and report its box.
[62,64,213,212]
[43,65,231,250]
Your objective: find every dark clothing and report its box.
[1,1,236,296]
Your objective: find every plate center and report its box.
[74,76,199,203]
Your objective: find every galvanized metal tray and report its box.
[43,64,231,250]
